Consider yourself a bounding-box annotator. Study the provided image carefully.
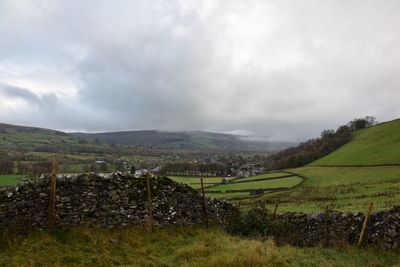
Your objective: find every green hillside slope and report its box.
[310,119,400,165]
[248,119,400,213]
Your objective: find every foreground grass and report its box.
[1,226,399,266]
[0,174,27,187]
[252,166,400,213]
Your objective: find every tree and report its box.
[130,165,136,174]
[99,162,108,172]
[0,160,14,174]
[16,161,29,174]
[32,162,51,177]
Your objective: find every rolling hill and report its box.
[0,123,120,154]
[70,130,292,151]
[310,118,400,165]
[0,122,292,152]
[253,118,400,213]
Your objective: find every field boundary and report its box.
[231,174,297,184]
[309,164,400,167]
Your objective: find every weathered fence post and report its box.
[145,173,154,233]
[48,154,57,231]
[358,202,373,246]
[200,178,209,226]
[259,200,265,210]
[272,202,279,220]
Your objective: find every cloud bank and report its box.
[1,0,400,141]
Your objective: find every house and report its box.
[151,166,163,173]
[221,178,230,184]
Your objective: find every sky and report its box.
[1,0,400,142]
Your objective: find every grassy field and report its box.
[210,177,302,192]
[1,226,399,267]
[168,176,226,189]
[245,120,400,213]
[234,172,292,182]
[298,166,400,187]
[310,119,400,165]
[0,175,28,187]
[168,173,303,197]
[249,166,400,213]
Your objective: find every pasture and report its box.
[248,166,400,213]
[0,174,28,187]
[169,173,304,199]
[310,119,400,165]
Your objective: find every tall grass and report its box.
[0,226,399,266]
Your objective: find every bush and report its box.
[228,208,288,242]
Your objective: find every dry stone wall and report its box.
[0,173,238,229]
[277,208,400,250]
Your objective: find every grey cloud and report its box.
[1,0,400,141]
[0,84,59,110]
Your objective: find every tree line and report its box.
[159,162,227,176]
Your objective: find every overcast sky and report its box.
[1,0,400,141]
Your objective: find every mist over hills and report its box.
[70,130,293,151]
[0,122,293,152]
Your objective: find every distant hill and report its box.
[0,123,118,154]
[71,130,292,151]
[0,123,292,152]
[310,118,400,165]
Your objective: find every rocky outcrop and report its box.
[0,173,238,228]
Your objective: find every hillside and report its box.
[71,130,292,151]
[253,118,400,213]
[0,123,122,154]
[0,123,291,152]
[310,119,400,165]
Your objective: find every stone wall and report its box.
[277,208,400,250]
[0,173,238,229]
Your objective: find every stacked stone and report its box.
[277,208,400,249]
[0,173,238,229]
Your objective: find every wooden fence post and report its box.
[145,173,154,233]
[259,200,264,210]
[272,202,279,220]
[358,202,373,246]
[200,178,209,226]
[48,154,57,231]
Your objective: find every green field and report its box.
[168,176,226,189]
[168,173,303,197]
[244,119,400,213]
[1,226,399,267]
[234,172,291,182]
[209,177,302,192]
[298,166,400,186]
[249,166,400,213]
[0,175,28,187]
[311,119,400,165]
